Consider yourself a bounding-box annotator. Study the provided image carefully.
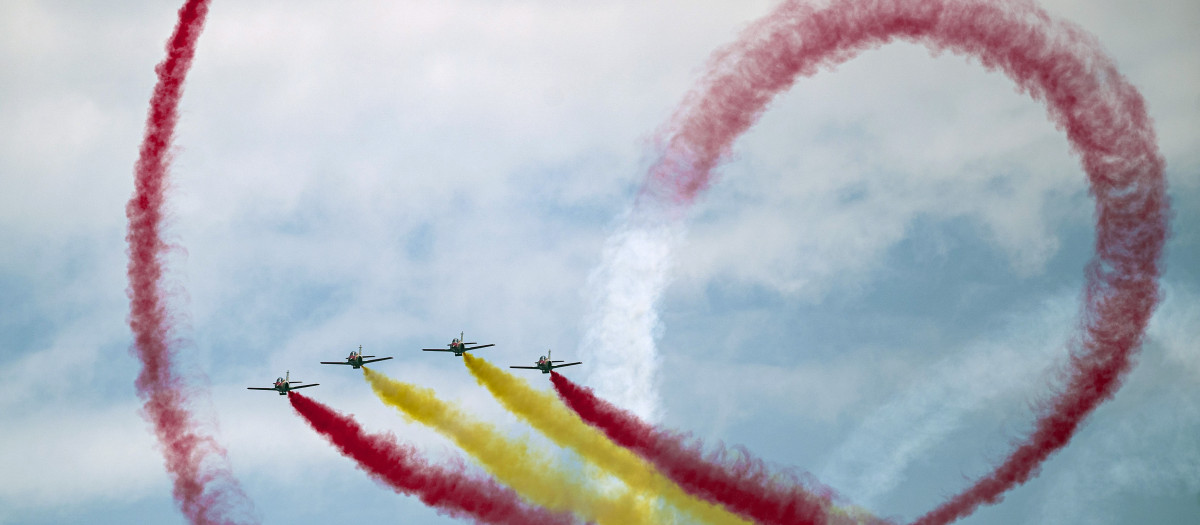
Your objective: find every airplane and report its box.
[321,345,393,369]
[422,332,494,357]
[509,349,582,374]
[246,371,319,395]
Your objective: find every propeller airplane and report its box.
[247,370,319,395]
[321,345,393,369]
[509,349,582,374]
[423,332,494,357]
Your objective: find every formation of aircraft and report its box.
[509,349,582,374]
[252,334,584,397]
[422,332,494,357]
[321,345,393,369]
[246,370,319,395]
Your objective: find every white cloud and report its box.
[0,403,168,509]
[1037,286,1200,523]
[1,1,1196,523]
[672,40,1090,301]
[1153,284,1200,380]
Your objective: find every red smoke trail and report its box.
[288,393,577,525]
[126,1,256,523]
[552,372,875,525]
[640,0,1168,523]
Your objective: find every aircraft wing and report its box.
[290,383,320,390]
[247,387,276,391]
[361,357,393,364]
[550,362,582,369]
[509,366,540,370]
[465,344,495,351]
[320,361,352,365]
[423,348,454,352]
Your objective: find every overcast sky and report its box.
[1,0,1198,524]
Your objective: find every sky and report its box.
[1,0,1198,524]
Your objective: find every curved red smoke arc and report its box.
[637,0,1167,523]
[127,1,256,523]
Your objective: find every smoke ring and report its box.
[636,0,1168,523]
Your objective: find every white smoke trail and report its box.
[819,294,1076,507]
[578,207,684,424]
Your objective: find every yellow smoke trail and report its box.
[362,367,655,525]
[463,355,753,525]
[828,504,883,525]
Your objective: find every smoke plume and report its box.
[463,355,752,525]
[288,392,575,525]
[361,367,652,525]
[126,1,257,523]
[551,371,889,525]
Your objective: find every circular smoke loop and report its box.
[584,0,1169,523]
